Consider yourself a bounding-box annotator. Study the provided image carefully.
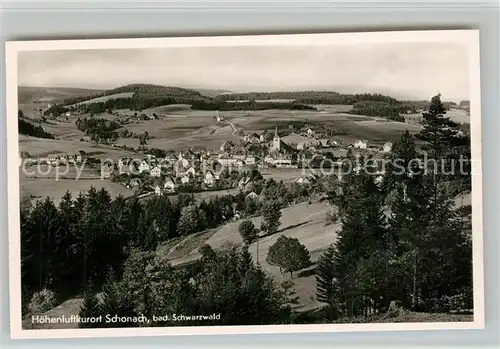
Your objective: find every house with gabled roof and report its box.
[138,160,150,173]
[204,171,217,187]
[164,177,176,193]
[150,165,161,177]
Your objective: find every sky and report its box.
[17,41,470,101]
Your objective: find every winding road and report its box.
[224,119,243,139]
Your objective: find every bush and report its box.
[324,209,339,226]
[423,288,473,313]
[27,289,57,315]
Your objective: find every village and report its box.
[22,113,394,201]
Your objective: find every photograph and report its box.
[5,30,484,339]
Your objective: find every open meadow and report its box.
[163,200,338,311]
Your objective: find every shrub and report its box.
[324,209,339,226]
[27,289,57,315]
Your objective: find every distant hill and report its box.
[18,86,104,104]
[62,83,208,106]
[216,91,401,105]
[195,88,232,98]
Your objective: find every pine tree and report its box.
[239,219,258,245]
[315,244,340,320]
[416,94,459,160]
[260,200,281,236]
[78,281,101,328]
[323,173,388,317]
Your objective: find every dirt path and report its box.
[224,119,243,139]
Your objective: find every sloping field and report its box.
[68,92,135,106]
[19,135,138,160]
[18,86,103,104]
[20,171,134,205]
[142,104,194,115]
[166,200,338,311]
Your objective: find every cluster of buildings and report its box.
[102,121,394,195]
[24,152,85,167]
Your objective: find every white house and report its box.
[164,177,176,192]
[274,158,293,168]
[181,175,190,184]
[101,163,113,178]
[296,176,311,185]
[138,160,150,173]
[307,128,315,137]
[383,142,393,153]
[48,155,59,166]
[354,140,368,149]
[204,171,216,187]
[244,156,256,165]
[185,166,196,177]
[246,191,258,200]
[150,166,161,177]
[217,157,238,167]
[319,139,330,148]
[154,185,162,196]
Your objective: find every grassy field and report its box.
[20,174,134,206]
[163,200,338,311]
[18,86,103,104]
[19,135,138,159]
[67,92,135,106]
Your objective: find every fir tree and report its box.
[315,244,340,320]
[78,281,101,328]
[260,200,281,236]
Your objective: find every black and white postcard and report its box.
[5,30,484,339]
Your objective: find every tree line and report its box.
[75,117,122,144]
[18,110,54,139]
[20,171,318,316]
[215,91,401,105]
[62,84,206,106]
[348,101,410,121]
[190,100,317,111]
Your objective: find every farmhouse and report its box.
[150,166,161,177]
[204,171,217,187]
[138,160,150,173]
[100,163,113,178]
[354,140,368,149]
[296,176,311,185]
[244,156,256,165]
[217,157,238,168]
[383,142,393,153]
[307,128,315,137]
[246,191,258,200]
[274,157,294,168]
[185,166,196,177]
[319,139,330,148]
[181,175,190,184]
[47,155,59,166]
[164,177,176,193]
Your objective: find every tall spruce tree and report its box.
[317,172,388,318]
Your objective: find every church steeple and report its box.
[272,124,280,152]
